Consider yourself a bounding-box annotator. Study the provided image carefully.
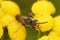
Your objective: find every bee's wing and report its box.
[15,15,26,25]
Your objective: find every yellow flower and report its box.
[0,0,3,4]
[0,8,5,18]
[0,24,3,38]
[38,36,49,40]
[48,31,59,40]
[53,15,60,32]
[33,14,54,32]
[51,30,60,37]
[7,19,22,34]
[7,21,26,40]
[31,1,56,15]
[0,14,15,27]
[38,0,46,1]
[11,27,26,40]
[1,1,20,17]
[4,0,11,1]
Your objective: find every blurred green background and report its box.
[2,0,60,40]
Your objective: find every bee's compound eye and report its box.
[31,20,38,28]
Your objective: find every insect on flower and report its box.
[15,15,38,28]
[15,14,48,31]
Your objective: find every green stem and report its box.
[37,31,41,40]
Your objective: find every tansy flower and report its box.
[53,15,60,32]
[0,14,15,27]
[33,14,54,32]
[0,0,26,40]
[1,1,20,17]
[7,19,26,40]
[31,0,56,15]
[9,26,26,40]
[38,36,49,40]
[48,31,59,40]
[0,0,3,4]
[0,14,26,40]
[0,8,5,18]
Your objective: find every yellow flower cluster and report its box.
[33,14,54,32]
[38,31,60,40]
[0,0,26,40]
[31,0,56,32]
[31,0,60,40]
[31,0,56,15]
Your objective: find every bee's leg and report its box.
[29,12,35,18]
[36,23,41,31]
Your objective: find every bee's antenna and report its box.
[38,22,48,24]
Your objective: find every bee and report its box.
[15,15,38,28]
[15,13,48,31]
